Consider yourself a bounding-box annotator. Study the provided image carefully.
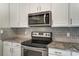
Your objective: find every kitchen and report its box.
[0,3,79,56]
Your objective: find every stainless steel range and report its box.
[21,31,52,56]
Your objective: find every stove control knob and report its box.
[46,33,50,37]
[45,33,48,36]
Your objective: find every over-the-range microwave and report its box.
[28,11,52,27]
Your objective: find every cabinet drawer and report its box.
[13,42,21,47]
[48,48,71,56]
[3,41,12,46]
[72,51,79,56]
[48,53,57,56]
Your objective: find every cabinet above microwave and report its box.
[28,11,52,27]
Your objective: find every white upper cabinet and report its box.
[10,3,20,27]
[29,3,51,13]
[19,3,29,27]
[69,3,79,27]
[40,3,51,11]
[29,3,40,13]
[51,3,69,27]
[0,4,9,28]
[10,3,29,27]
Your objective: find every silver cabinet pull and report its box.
[37,8,38,11]
[70,18,72,24]
[55,51,62,54]
[10,48,12,55]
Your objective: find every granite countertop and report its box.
[48,41,79,51]
[2,37,79,52]
[48,41,72,50]
[2,37,30,43]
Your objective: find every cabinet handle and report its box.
[10,48,13,56]
[37,8,38,11]
[37,7,41,12]
[10,48,12,54]
[70,18,72,24]
[39,6,41,11]
[10,48,11,52]
[55,51,62,54]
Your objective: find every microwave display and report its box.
[28,11,52,27]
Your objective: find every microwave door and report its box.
[29,15,44,25]
[28,11,51,26]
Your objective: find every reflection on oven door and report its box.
[24,49,42,56]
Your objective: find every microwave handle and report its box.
[44,14,46,23]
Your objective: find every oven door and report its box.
[21,45,48,56]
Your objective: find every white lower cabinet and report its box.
[48,48,71,56]
[12,43,21,56]
[3,41,21,56]
[3,41,12,56]
[0,40,2,56]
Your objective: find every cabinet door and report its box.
[12,46,21,56]
[0,3,9,28]
[12,43,21,56]
[70,3,79,26]
[40,3,51,11]
[10,3,20,27]
[3,41,12,56]
[19,3,29,27]
[0,40,2,56]
[29,3,40,13]
[52,3,69,27]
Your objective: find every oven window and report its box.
[23,49,42,56]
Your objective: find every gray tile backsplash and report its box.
[11,27,53,39]
[1,27,79,43]
[0,28,16,40]
[53,27,79,43]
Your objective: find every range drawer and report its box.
[48,48,71,56]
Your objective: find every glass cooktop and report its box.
[21,40,51,48]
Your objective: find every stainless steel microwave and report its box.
[28,11,52,27]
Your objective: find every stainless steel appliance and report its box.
[21,31,52,56]
[28,11,52,27]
